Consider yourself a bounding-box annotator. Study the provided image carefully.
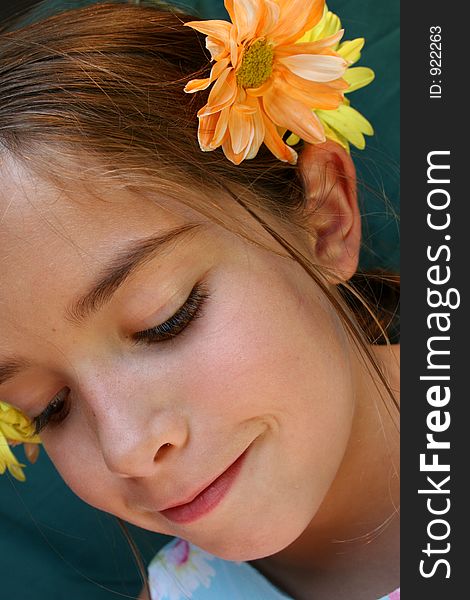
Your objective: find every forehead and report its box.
[0,159,205,331]
[0,158,197,252]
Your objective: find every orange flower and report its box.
[184,0,349,165]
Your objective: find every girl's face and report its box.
[0,162,356,561]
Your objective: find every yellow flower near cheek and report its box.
[0,401,42,482]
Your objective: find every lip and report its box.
[159,445,250,524]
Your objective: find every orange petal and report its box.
[245,104,266,159]
[263,85,326,144]
[245,77,274,98]
[302,0,327,35]
[279,67,345,109]
[24,443,40,464]
[230,26,240,69]
[261,110,298,164]
[184,20,232,46]
[198,68,237,116]
[210,106,231,148]
[206,36,228,61]
[274,31,345,58]
[222,133,252,165]
[225,0,235,23]
[257,0,281,37]
[278,54,347,82]
[234,103,258,115]
[270,0,325,46]
[231,0,263,42]
[233,94,265,160]
[221,137,240,164]
[229,105,254,155]
[184,58,230,94]
[185,77,213,93]
[280,63,348,91]
[197,112,220,150]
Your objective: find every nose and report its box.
[99,408,189,478]
[92,394,190,479]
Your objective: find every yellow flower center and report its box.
[236,39,274,89]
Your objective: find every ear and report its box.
[298,140,361,283]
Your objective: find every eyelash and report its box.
[131,280,211,345]
[32,281,211,435]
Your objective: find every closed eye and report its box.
[132,280,211,345]
[31,280,211,434]
[32,387,70,435]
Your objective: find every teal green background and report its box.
[1,1,399,598]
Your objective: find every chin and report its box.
[193,518,308,563]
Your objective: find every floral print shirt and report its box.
[148,538,400,600]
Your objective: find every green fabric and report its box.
[1,1,399,598]
[0,449,173,599]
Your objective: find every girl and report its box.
[0,1,399,598]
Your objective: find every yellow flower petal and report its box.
[9,463,27,482]
[299,8,341,43]
[320,120,350,151]
[337,38,365,64]
[317,104,373,149]
[286,113,349,151]
[343,67,375,93]
[286,132,300,145]
[0,401,41,443]
[0,432,27,481]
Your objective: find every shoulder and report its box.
[147,537,292,600]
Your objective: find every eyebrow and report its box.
[0,221,203,388]
[65,221,204,326]
[0,359,31,388]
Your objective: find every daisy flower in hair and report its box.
[184,0,350,165]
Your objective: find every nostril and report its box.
[155,442,172,461]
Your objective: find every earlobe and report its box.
[298,140,361,283]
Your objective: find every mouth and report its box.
[159,444,251,525]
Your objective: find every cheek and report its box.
[166,268,355,556]
[179,265,354,459]
[41,431,120,512]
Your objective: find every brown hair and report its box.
[0,2,399,596]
